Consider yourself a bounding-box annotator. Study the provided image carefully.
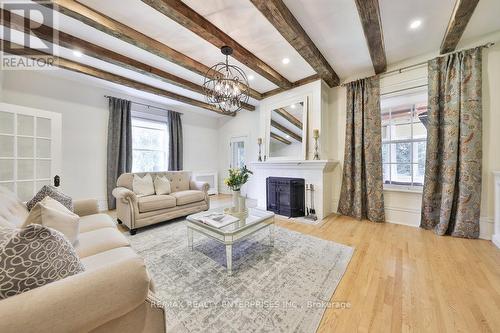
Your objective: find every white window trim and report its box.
[381,86,427,191]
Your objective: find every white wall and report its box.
[328,33,500,239]
[216,108,260,195]
[1,70,219,209]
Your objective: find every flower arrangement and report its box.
[224,166,253,191]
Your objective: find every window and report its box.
[132,118,168,172]
[229,136,246,169]
[381,88,428,189]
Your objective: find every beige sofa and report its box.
[0,187,166,333]
[113,171,209,235]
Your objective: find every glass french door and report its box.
[229,136,247,169]
[0,103,61,201]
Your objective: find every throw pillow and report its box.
[23,197,80,245]
[133,174,155,196]
[26,185,73,212]
[0,224,84,299]
[154,175,171,195]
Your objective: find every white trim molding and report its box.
[493,171,500,248]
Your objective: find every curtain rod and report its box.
[104,95,183,115]
[340,42,495,87]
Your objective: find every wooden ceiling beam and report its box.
[354,0,387,74]
[1,9,255,112]
[2,40,234,116]
[141,0,292,89]
[270,132,291,145]
[33,0,263,101]
[261,74,319,99]
[274,108,302,130]
[440,0,480,54]
[271,119,302,142]
[250,0,339,87]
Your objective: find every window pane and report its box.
[36,138,51,158]
[0,111,14,134]
[413,164,425,186]
[0,159,14,181]
[391,164,412,185]
[383,164,390,184]
[36,159,51,179]
[132,150,165,172]
[18,159,34,180]
[382,144,389,164]
[18,115,34,136]
[392,107,412,124]
[37,117,51,138]
[0,135,14,157]
[393,124,412,140]
[413,141,426,165]
[381,109,390,140]
[18,137,34,157]
[132,126,165,150]
[391,143,411,164]
[413,121,427,139]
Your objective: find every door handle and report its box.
[54,175,60,187]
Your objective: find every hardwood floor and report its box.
[275,209,500,332]
[114,195,500,332]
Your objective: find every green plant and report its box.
[224,166,253,191]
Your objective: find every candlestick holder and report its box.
[313,130,320,160]
[257,138,262,162]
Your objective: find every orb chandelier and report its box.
[203,46,249,114]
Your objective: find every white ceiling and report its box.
[3,0,499,117]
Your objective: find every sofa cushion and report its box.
[138,195,176,213]
[26,185,73,212]
[132,174,155,196]
[0,186,28,228]
[79,213,116,233]
[0,224,84,299]
[170,190,205,206]
[81,246,140,271]
[23,197,80,245]
[76,227,129,258]
[154,175,171,195]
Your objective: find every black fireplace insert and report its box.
[266,177,305,217]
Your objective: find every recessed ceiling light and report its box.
[409,19,422,30]
[286,135,290,139]
[73,50,83,57]
[248,74,255,81]
[282,57,290,65]
[290,104,296,109]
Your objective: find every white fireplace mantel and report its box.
[493,171,500,248]
[248,160,338,171]
[248,160,338,220]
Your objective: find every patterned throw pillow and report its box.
[0,224,85,299]
[26,185,73,212]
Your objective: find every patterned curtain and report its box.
[168,110,183,171]
[106,97,132,210]
[421,47,482,238]
[338,76,385,222]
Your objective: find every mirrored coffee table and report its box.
[186,208,275,275]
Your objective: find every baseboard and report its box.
[333,198,494,240]
[492,234,500,249]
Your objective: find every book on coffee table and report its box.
[193,212,239,228]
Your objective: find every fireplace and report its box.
[266,177,305,217]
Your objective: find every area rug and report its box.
[126,219,354,333]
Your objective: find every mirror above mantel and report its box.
[266,97,308,160]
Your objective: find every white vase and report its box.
[232,190,241,212]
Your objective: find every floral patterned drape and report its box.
[338,76,385,222]
[420,47,482,238]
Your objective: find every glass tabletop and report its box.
[186,207,274,234]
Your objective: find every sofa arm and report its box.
[190,180,209,193]
[0,256,151,333]
[112,187,137,204]
[73,199,99,216]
